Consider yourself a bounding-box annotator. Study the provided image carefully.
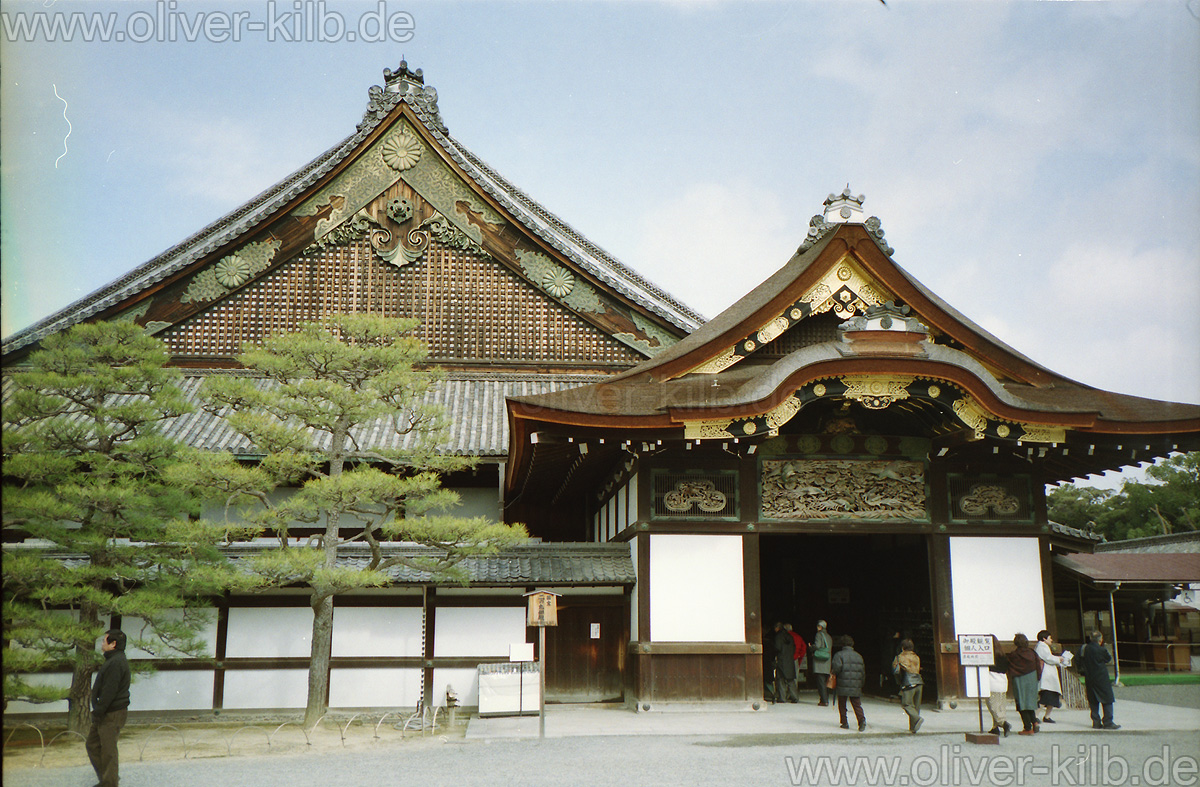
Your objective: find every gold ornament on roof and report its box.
[381,132,422,171]
[842,375,914,409]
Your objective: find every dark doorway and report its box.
[539,599,627,703]
[759,533,937,699]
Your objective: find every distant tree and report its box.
[2,322,242,733]
[1047,452,1200,542]
[179,314,527,727]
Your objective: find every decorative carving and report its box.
[514,250,602,314]
[1018,425,1067,444]
[761,459,927,521]
[111,301,150,324]
[959,485,1021,517]
[757,316,790,345]
[386,198,414,224]
[542,267,575,298]
[797,214,837,254]
[841,375,914,409]
[663,480,728,513]
[689,346,740,375]
[952,397,990,439]
[381,132,422,171]
[683,394,804,441]
[181,239,281,304]
[864,216,894,256]
[616,312,679,357]
[399,130,505,244]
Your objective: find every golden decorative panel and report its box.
[761,459,927,521]
[841,375,914,409]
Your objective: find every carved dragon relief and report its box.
[687,257,893,376]
[760,458,927,521]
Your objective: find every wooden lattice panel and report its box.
[758,310,843,357]
[159,241,642,365]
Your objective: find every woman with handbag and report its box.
[1008,633,1041,735]
[891,638,924,733]
[812,620,833,706]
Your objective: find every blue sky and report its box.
[2,0,1198,484]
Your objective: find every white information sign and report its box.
[958,634,995,666]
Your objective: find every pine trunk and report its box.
[67,601,101,734]
[304,593,334,728]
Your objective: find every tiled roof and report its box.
[1095,532,1200,554]
[2,371,604,458]
[2,68,700,357]
[1054,552,1200,584]
[7,541,636,588]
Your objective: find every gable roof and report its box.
[505,212,1200,488]
[2,63,701,361]
[1054,552,1200,585]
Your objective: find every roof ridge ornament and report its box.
[359,59,447,134]
[798,187,894,255]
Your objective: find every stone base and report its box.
[964,731,1000,745]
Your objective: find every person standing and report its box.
[986,635,1012,737]
[891,638,924,733]
[773,622,799,703]
[830,635,867,731]
[1007,633,1041,735]
[86,629,131,787]
[785,623,807,695]
[812,620,833,706]
[1034,629,1070,723]
[1080,630,1120,730]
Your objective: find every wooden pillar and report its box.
[422,586,437,706]
[212,601,229,711]
[743,532,763,703]
[927,534,959,703]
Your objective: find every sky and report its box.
[2,0,1198,488]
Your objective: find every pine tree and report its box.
[182,314,527,727]
[2,322,242,733]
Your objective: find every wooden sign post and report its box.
[958,634,997,744]
[524,590,560,739]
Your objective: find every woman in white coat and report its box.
[1034,629,1071,723]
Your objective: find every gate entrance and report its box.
[759,533,936,699]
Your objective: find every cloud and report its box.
[628,180,801,319]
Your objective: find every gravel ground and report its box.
[4,729,1199,787]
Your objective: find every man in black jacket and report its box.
[1080,630,1120,730]
[86,629,131,787]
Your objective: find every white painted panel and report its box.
[950,537,1046,643]
[4,673,71,714]
[329,668,422,709]
[650,534,745,642]
[434,667,483,708]
[628,473,639,523]
[123,611,218,658]
[608,496,617,541]
[222,669,307,709]
[332,607,423,657]
[129,670,214,711]
[618,484,628,533]
[433,607,526,657]
[454,486,502,521]
[226,607,312,658]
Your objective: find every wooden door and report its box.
[540,601,626,703]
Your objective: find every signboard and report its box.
[958,634,995,666]
[525,590,560,627]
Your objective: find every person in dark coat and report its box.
[1080,630,1120,730]
[773,622,799,703]
[1007,632,1041,735]
[86,629,131,787]
[830,635,867,730]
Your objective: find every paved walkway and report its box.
[465,695,1200,740]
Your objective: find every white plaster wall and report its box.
[123,611,218,659]
[4,673,71,714]
[329,668,422,709]
[226,607,313,658]
[433,607,526,656]
[950,537,1046,642]
[455,486,501,521]
[331,607,423,657]
[129,670,214,711]
[434,667,483,708]
[222,670,307,709]
[650,534,745,642]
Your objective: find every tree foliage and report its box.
[1047,452,1200,542]
[176,314,528,726]
[2,322,242,731]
